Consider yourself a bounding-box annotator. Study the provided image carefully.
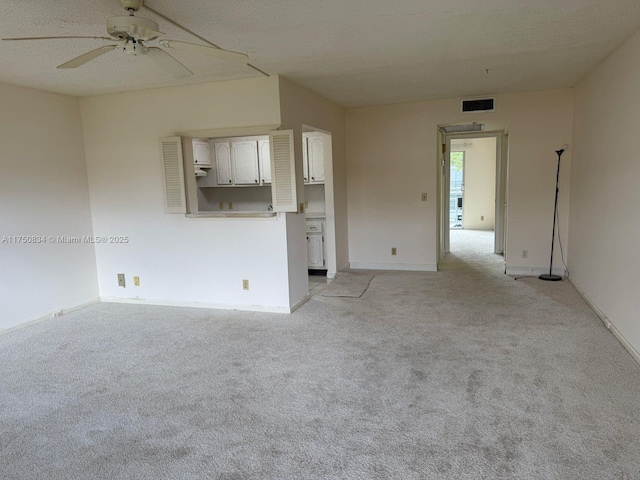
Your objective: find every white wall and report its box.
[570,29,640,356]
[79,77,296,312]
[451,137,496,230]
[0,83,98,329]
[278,77,348,296]
[346,89,573,273]
[304,184,326,214]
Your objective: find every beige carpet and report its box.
[1,230,639,479]
[321,272,374,298]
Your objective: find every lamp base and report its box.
[539,274,562,281]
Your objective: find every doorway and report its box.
[301,126,337,291]
[438,127,509,263]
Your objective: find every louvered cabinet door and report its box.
[269,130,297,212]
[159,136,186,214]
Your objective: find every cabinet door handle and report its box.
[312,177,315,180]
[304,177,308,181]
[229,180,232,184]
[255,179,258,183]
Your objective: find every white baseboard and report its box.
[290,294,311,313]
[349,262,438,272]
[568,278,640,366]
[505,266,567,277]
[100,296,294,314]
[0,298,101,336]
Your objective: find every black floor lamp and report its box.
[539,145,568,282]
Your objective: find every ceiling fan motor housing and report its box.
[107,16,160,41]
[119,0,144,12]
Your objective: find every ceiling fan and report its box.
[2,0,251,79]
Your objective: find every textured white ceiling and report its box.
[1,0,640,106]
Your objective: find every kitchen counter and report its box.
[186,211,277,218]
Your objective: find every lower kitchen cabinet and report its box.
[306,219,325,269]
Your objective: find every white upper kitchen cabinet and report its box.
[192,140,211,168]
[302,135,309,183]
[232,140,260,185]
[258,137,271,185]
[214,141,233,185]
[306,133,325,184]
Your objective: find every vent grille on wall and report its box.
[461,98,495,113]
[441,124,484,134]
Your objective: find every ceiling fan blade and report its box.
[159,40,249,64]
[3,36,114,42]
[147,47,193,79]
[57,45,119,69]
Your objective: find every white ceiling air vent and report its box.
[441,124,484,134]
[461,98,495,113]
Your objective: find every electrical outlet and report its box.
[242,279,249,290]
[391,247,397,256]
[521,250,528,259]
[421,193,428,202]
[219,201,224,210]
[117,273,126,287]
[481,215,484,221]
[228,202,233,210]
[299,203,305,213]
[133,276,140,286]
[305,201,309,209]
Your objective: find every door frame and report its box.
[302,125,337,278]
[438,130,508,257]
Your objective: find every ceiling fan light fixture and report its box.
[123,39,145,55]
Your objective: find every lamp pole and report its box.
[539,147,565,281]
